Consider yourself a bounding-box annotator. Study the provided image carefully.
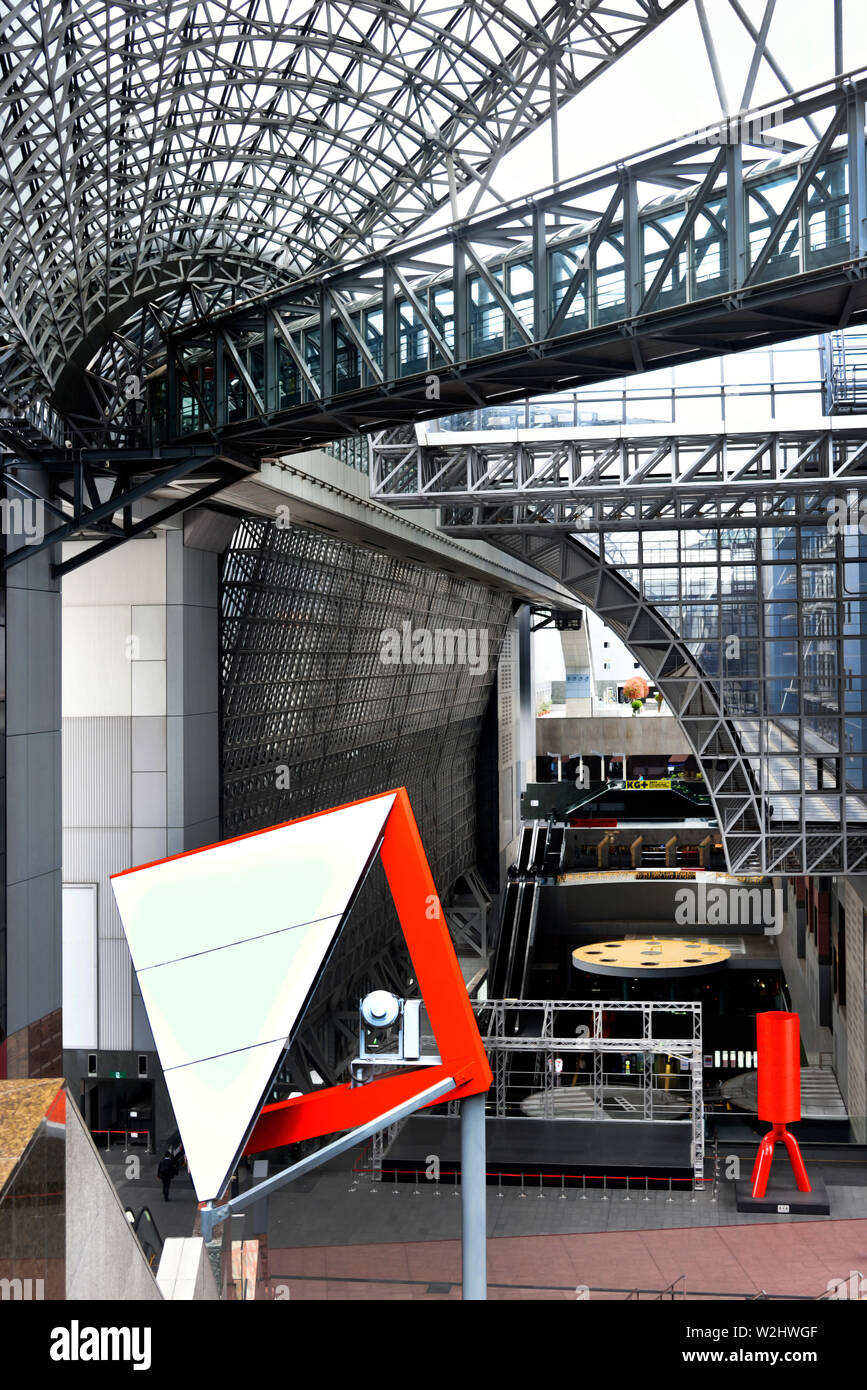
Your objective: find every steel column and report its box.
[848,90,867,261]
[461,1091,487,1301]
[453,236,468,364]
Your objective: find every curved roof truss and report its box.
[0,0,688,411]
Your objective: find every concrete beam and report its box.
[216,449,579,610]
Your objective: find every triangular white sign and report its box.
[111,793,395,1202]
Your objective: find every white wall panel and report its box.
[131,661,166,716]
[62,884,98,1049]
[61,535,166,607]
[62,607,132,716]
[130,605,166,660]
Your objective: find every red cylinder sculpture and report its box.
[756,1011,801,1124]
[751,1009,811,1198]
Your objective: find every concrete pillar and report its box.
[60,513,233,1141]
[560,619,593,718]
[1,498,62,1079]
[165,524,222,855]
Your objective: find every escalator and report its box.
[485,823,552,1103]
[490,881,520,998]
[516,822,536,875]
[508,881,540,1002]
[542,825,565,877]
[491,824,540,994]
[124,1205,164,1270]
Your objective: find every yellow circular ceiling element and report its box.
[572,937,731,978]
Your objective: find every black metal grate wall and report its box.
[220,518,512,1084]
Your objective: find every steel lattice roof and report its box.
[0,0,686,408]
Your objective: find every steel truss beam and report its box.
[1,447,249,577]
[155,73,867,457]
[369,426,867,528]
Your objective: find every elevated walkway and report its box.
[154,74,867,457]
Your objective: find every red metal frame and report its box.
[245,787,491,1154]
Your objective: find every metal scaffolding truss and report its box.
[0,0,688,433]
[371,426,867,527]
[475,999,704,1184]
[154,72,867,456]
[823,326,867,412]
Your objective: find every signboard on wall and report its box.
[566,673,591,699]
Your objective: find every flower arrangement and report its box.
[654,691,664,712]
[623,675,648,714]
[623,676,649,700]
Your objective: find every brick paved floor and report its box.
[266,1216,867,1300]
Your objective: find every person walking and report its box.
[158,1150,178,1202]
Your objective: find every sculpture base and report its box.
[735,1178,829,1215]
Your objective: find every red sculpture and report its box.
[750,1011,811,1198]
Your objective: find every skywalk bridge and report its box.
[152,73,867,458]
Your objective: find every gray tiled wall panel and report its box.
[62,717,131,827]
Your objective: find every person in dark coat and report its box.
[158,1151,178,1201]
